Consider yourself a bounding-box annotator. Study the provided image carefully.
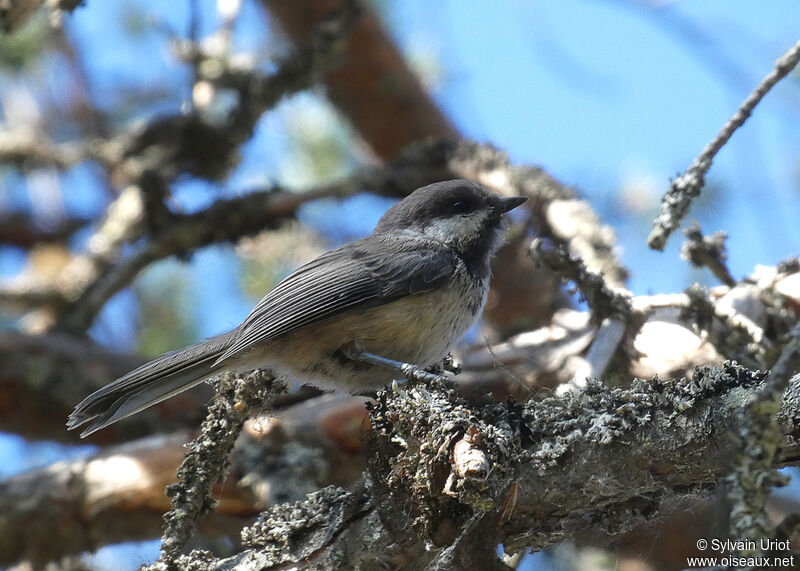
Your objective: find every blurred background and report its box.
[0,1,799,569]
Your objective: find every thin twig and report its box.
[648,39,800,251]
[680,222,736,287]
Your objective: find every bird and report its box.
[68,179,527,437]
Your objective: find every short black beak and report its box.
[497,196,527,213]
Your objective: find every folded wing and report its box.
[215,236,457,364]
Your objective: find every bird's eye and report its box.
[451,200,469,213]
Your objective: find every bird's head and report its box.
[375,179,527,264]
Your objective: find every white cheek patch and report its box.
[422,212,490,245]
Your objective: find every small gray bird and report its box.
[68,179,526,437]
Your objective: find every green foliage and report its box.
[278,96,356,187]
[0,13,49,72]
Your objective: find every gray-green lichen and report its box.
[367,378,520,539]
[147,361,793,569]
[497,362,769,551]
[241,486,359,553]
[724,322,800,554]
[523,362,766,469]
[159,369,287,563]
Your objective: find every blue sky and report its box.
[2,1,800,569]
[419,1,800,294]
[50,0,800,341]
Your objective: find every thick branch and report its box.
[164,362,800,570]
[262,0,458,160]
[0,432,250,569]
[6,260,799,567]
[0,330,208,443]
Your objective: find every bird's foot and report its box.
[357,352,450,385]
[428,353,461,376]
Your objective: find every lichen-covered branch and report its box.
[529,237,631,321]
[158,361,800,570]
[2,260,796,568]
[724,322,800,553]
[158,370,287,564]
[648,39,800,250]
[681,221,736,287]
[529,238,633,389]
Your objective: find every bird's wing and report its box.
[214,237,457,364]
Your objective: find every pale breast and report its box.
[352,273,488,365]
[238,265,489,392]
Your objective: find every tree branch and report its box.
[0,330,208,443]
[262,0,458,161]
[648,39,800,250]
[157,361,800,570]
[0,389,370,566]
[724,321,800,551]
[0,212,89,247]
[3,259,798,567]
[158,370,287,564]
[0,431,250,569]
[52,139,620,333]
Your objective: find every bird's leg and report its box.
[356,352,450,384]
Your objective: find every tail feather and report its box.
[67,332,236,437]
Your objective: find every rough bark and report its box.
[152,363,800,570]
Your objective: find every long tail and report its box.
[67,332,236,438]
